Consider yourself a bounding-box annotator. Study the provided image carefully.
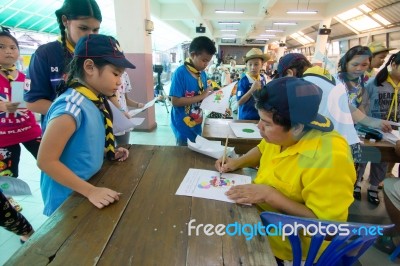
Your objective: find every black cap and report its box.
[260,77,333,132]
[74,34,136,69]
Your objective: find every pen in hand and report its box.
[219,135,229,180]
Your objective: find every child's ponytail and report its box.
[375,52,400,87]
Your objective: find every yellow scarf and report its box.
[74,86,116,160]
[247,72,260,81]
[184,58,204,93]
[386,75,400,122]
[0,64,16,81]
[57,36,75,55]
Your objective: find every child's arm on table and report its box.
[37,114,121,209]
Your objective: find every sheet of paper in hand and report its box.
[108,100,145,134]
[128,98,158,117]
[200,82,236,114]
[176,168,251,203]
[11,81,27,108]
[0,176,32,196]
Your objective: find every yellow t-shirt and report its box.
[254,129,356,261]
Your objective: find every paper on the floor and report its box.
[108,100,145,134]
[176,168,251,203]
[229,123,262,139]
[128,98,158,117]
[0,176,32,196]
[188,135,235,159]
[200,82,236,114]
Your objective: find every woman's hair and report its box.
[375,52,400,86]
[189,36,216,56]
[56,57,109,97]
[0,26,19,49]
[55,0,102,70]
[253,89,311,132]
[337,45,372,90]
[338,45,372,74]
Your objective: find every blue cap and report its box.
[260,77,333,132]
[277,53,307,77]
[74,34,136,69]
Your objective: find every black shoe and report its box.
[374,236,396,254]
[367,189,380,205]
[354,186,361,200]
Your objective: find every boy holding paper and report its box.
[0,27,41,211]
[169,36,216,145]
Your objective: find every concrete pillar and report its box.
[114,0,156,131]
[312,18,332,65]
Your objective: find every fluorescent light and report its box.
[219,21,241,25]
[221,29,238,32]
[265,29,284,32]
[286,10,318,14]
[273,22,297,26]
[215,10,244,14]
[259,34,276,37]
[221,37,236,40]
[222,34,237,37]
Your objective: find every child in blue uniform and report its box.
[37,34,133,216]
[236,48,270,120]
[25,0,102,123]
[169,36,216,145]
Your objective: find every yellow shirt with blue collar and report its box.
[254,129,356,261]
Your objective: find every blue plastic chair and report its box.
[260,211,394,266]
[390,244,400,262]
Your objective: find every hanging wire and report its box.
[224,0,226,10]
[296,0,300,10]
[307,0,310,10]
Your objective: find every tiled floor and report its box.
[1,97,400,265]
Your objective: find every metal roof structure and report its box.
[0,0,399,50]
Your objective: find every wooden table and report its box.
[360,138,400,163]
[202,118,260,154]
[203,118,400,162]
[6,145,277,266]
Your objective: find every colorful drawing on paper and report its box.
[176,168,251,203]
[198,175,236,189]
[242,128,255,133]
[213,90,224,103]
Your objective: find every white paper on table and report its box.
[200,82,237,114]
[375,129,400,144]
[388,121,400,128]
[11,81,27,108]
[108,100,145,134]
[187,135,235,159]
[229,123,262,139]
[0,176,32,196]
[128,98,157,117]
[175,168,251,203]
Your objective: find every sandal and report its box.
[7,197,22,212]
[374,236,396,254]
[367,189,380,205]
[353,186,362,200]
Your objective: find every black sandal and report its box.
[367,189,380,205]
[353,186,362,200]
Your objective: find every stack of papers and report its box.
[188,136,235,159]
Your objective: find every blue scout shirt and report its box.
[236,74,268,120]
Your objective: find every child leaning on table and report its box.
[37,34,133,216]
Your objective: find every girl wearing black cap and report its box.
[24,0,102,124]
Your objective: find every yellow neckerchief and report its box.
[184,58,204,93]
[247,72,261,81]
[0,64,16,81]
[386,75,400,122]
[303,66,334,83]
[57,36,75,55]
[74,85,116,160]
